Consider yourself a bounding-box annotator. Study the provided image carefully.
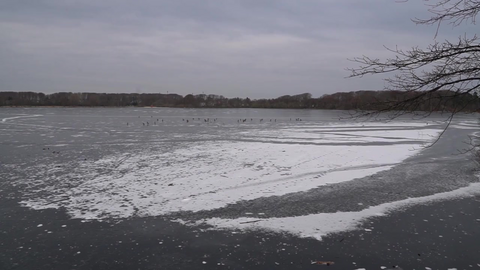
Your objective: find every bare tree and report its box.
[348,0,480,119]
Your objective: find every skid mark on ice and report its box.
[1,115,114,135]
[1,114,43,122]
[1,120,110,134]
[208,163,398,192]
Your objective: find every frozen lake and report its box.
[1,107,478,240]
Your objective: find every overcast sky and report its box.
[0,0,464,98]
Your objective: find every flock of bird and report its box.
[126,116,303,126]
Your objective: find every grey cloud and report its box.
[0,0,465,98]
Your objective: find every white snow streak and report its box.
[198,182,480,240]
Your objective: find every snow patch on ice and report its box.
[18,121,443,220]
[197,183,480,241]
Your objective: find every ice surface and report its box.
[19,121,442,220]
[5,108,480,241]
[197,182,480,240]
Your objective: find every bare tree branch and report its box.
[348,0,480,148]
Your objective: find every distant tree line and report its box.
[0,91,479,112]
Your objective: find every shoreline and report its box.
[0,106,474,116]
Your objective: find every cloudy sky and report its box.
[0,0,462,98]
